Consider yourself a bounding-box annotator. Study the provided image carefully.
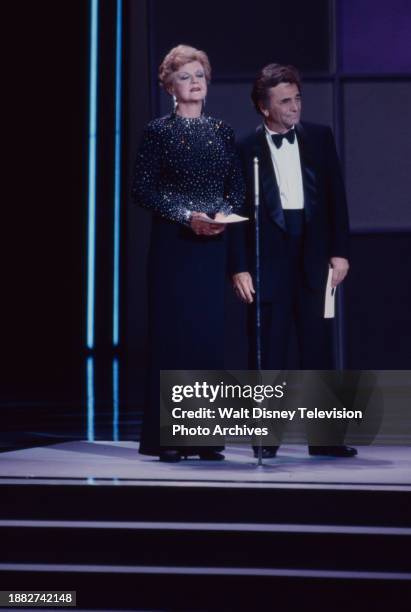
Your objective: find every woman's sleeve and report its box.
[221,126,246,215]
[131,124,191,225]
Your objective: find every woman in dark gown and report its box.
[131,45,245,462]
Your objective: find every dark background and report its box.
[3,0,410,446]
[127,0,411,383]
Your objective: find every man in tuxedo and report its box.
[229,63,356,459]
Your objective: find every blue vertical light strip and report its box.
[87,357,95,441]
[113,0,123,346]
[112,358,120,441]
[86,0,99,349]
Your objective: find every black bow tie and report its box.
[271,129,295,148]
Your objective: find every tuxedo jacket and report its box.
[228,122,350,301]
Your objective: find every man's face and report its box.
[261,82,302,132]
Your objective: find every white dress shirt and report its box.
[265,125,304,210]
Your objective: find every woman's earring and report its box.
[172,95,177,111]
[202,96,207,112]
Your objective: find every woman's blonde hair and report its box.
[159,44,212,88]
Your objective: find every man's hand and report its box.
[232,272,255,303]
[189,212,226,236]
[330,257,349,288]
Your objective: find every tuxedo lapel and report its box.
[255,126,286,231]
[295,123,318,222]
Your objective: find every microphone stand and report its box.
[253,157,263,467]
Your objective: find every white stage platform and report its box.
[0,441,410,487]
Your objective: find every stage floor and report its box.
[0,441,410,488]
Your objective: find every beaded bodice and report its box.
[131,113,245,224]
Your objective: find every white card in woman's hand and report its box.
[202,214,249,224]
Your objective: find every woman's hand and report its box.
[189,212,226,236]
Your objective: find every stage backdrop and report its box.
[124,0,411,390]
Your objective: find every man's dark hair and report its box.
[251,63,301,115]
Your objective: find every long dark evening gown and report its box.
[132,112,245,455]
